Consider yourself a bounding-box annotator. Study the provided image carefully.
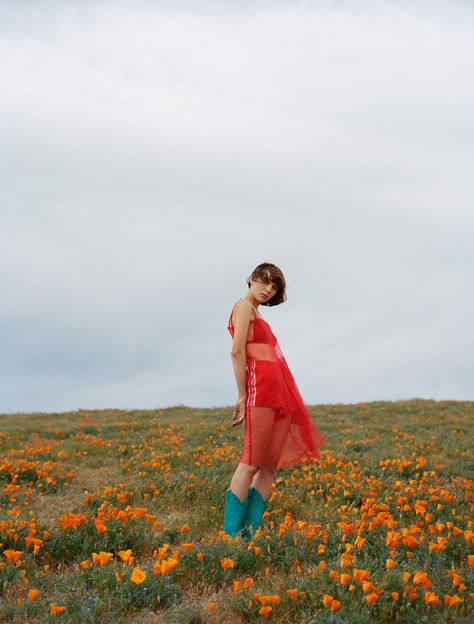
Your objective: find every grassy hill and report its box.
[0,399,472,622]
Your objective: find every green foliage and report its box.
[0,564,21,598]
[45,518,152,562]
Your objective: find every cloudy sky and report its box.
[1,0,473,414]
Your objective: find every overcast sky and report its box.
[1,0,473,414]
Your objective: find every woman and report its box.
[223,262,327,540]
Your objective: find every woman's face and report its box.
[250,276,277,302]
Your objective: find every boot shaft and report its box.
[223,488,250,539]
[243,486,266,538]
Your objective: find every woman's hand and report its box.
[231,397,246,427]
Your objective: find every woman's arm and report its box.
[230,299,252,397]
[231,351,247,399]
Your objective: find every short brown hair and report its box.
[246,262,287,306]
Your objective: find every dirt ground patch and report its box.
[27,464,122,526]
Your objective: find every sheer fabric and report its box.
[240,407,292,466]
[228,300,326,468]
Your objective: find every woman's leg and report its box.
[230,407,292,500]
[229,406,278,500]
[251,411,292,498]
[234,409,292,538]
[249,463,277,500]
[224,407,283,538]
[229,462,259,502]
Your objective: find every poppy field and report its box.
[0,399,472,623]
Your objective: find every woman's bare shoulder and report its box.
[234,298,252,309]
[231,299,252,326]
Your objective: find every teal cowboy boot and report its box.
[223,488,251,539]
[242,486,267,539]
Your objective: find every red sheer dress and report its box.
[228,299,326,468]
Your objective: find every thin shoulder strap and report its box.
[241,298,264,321]
[250,304,263,320]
